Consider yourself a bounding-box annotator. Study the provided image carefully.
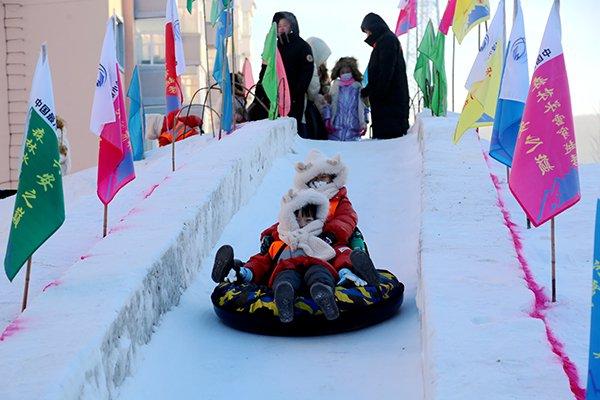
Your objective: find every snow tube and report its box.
[211,269,404,336]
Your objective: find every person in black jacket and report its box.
[248,12,314,137]
[360,13,410,139]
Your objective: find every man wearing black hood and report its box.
[248,12,314,137]
[360,13,410,139]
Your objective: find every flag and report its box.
[439,0,457,35]
[452,0,490,44]
[489,0,528,167]
[165,0,186,134]
[509,0,580,227]
[210,0,225,26]
[588,199,600,398]
[395,0,417,36]
[127,65,145,161]
[414,21,435,109]
[213,9,233,132]
[362,68,369,87]
[90,19,135,205]
[453,0,504,143]
[429,31,448,116]
[4,45,65,281]
[262,22,279,120]
[242,58,255,92]
[186,0,195,14]
[275,49,291,117]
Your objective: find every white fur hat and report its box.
[293,149,348,196]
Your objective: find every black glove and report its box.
[260,235,274,255]
[319,232,336,246]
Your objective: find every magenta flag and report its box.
[439,0,457,35]
[97,71,135,205]
[276,48,291,117]
[242,58,255,92]
[395,0,417,36]
[509,0,580,227]
[90,19,135,205]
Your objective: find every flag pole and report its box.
[231,1,237,131]
[103,204,108,237]
[452,33,455,112]
[202,0,216,135]
[171,123,176,171]
[21,258,32,311]
[551,217,557,302]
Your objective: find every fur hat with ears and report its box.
[277,188,336,261]
[293,149,349,199]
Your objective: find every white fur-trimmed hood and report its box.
[277,188,335,261]
[293,149,348,199]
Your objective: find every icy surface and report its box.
[0,118,296,400]
[116,136,424,400]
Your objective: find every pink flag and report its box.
[276,49,291,117]
[439,0,457,35]
[509,0,580,227]
[242,58,255,92]
[90,19,135,205]
[395,0,417,36]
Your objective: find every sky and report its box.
[249,0,600,116]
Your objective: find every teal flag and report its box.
[127,65,145,161]
[587,199,600,398]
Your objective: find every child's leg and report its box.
[273,270,302,323]
[304,265,339,320]
[211,245,235,283]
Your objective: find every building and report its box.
[0,0,255,190]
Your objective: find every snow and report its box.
[0,118,296,400]
[1,110,598,400]
[415,112,579,399]
[115,134,424,400]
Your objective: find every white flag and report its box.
[499,0,528,103]
[90,18,118,136]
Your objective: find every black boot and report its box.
[274,281,295,323]
[211,245,235,283]
[350,249,380,287]
[310,283,339,320]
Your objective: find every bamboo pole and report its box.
[21,258,32,312]
[452,33,455,112]
[551,218,557,302]
[202,0,216,135]
[231,1,237,131]
[103,204,108,237]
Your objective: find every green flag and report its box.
[4,46,65,281]
[186,0,195,14]
[262,22,278,120]
[414,21,435,109]
[429,31,448,117]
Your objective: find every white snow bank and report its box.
[415,113,574,400]
[0,118,296,400]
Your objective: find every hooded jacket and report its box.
[272,12,314,126]
[360,13,410,139]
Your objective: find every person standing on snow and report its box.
[248,12,314,139]
[360,13,410,139]
[323,57,369,141]
[305,37,332,140]
[273,12,315,137]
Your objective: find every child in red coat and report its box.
[212,189,340,323]
[258,149,379,286]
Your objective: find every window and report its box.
[135,19,165,65]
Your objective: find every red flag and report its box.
[439,0,457,35]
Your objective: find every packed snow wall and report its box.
[415,113,574,400]
[0,119,296,400]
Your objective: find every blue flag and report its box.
[587,199,600,399]
[127,65,145,161]
[212,9,233,133]
[362,68,369,87]
[489,0,528,167]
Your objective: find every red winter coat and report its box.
[260,187,358,245]
[244,241,338,287]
